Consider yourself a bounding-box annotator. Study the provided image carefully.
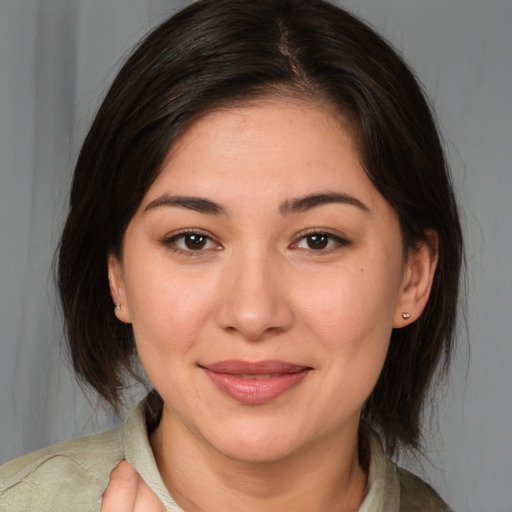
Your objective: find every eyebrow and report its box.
[279,192,371,216]
[144,195,226,215]
[144,191,371,217]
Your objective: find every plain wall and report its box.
[1,1,511,510]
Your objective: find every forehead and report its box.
[143,99,381,208]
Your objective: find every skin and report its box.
[105,99,437,511]
[102,461,165,512]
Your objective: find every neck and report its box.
[150,410,367,512]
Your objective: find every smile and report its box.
[200,360,312,405]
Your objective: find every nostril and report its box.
[214,261,294,339]
[217,303,294,342]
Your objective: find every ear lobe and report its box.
[393,231,438,328]
[107,254,131,323]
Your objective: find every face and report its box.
[109,99,435,464]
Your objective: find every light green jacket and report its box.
[0,398,452,511]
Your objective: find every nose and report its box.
[215,251,294,341]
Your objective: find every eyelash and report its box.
[291,230,350,253]
[163,229,222,256]
[162,229,350,256]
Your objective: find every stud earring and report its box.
[401,312,411,319]
[114,304,121,311]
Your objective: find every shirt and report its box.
[0,396,452,511]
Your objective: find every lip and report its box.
[200,360,311,405]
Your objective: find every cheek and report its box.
[298,260,400,348]
[296,255,402,402]
[123,263,218,356]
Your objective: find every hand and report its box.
[102,460,166,512]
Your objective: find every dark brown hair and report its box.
[58,0,463,456]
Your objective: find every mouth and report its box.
[199,360,312,405]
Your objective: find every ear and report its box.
[393,230,438,328]
[107,253,132,323]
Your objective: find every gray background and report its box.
[1,0,511,510]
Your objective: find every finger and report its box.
[133,475,166,512]
[101,460,139,512]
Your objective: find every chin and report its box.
[215,437,300,464]
[200,417,313,464]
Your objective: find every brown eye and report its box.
[166,231,221,253]
[294,232,349,252]
[184,234,207,250]
[306,234,329,250]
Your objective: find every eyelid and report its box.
[162,228,222,254]
[290,228,350,252]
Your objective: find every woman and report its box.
[0,0,462,510]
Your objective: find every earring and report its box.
[401,312,411,319]
[114,304,121,311]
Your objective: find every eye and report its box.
[294,232,349,252]
[164,231,221,253]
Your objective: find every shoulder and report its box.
[397,466,454,512]
[0,425,125,512]
[362,426,453,512]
